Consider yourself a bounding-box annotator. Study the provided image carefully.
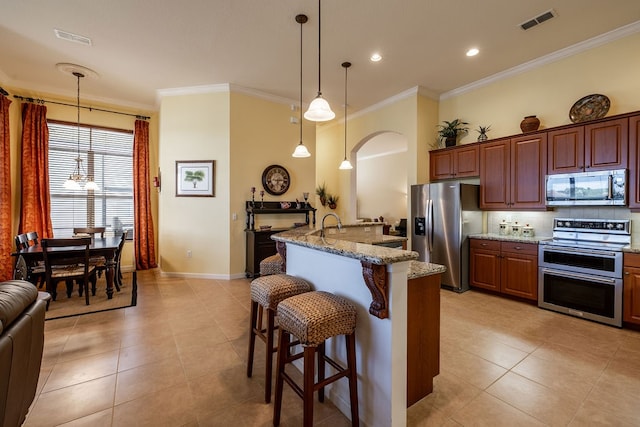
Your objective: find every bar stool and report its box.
[259,253,284,276]
[273,291,359,427]
[247,274,312,403]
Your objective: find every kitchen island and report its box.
[272,227,445,427]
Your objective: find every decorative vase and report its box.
[445,136,457,147]
[477,133,488,142]
[329,203,337,210]
[520,115,540,133]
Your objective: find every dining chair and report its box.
[90,231,127,296]
[26,231,39,246]
[41,237,96,305]
[14,233,46,288]
[72,227,106,239]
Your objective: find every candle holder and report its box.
[250,187,256,207]
[303,192,309,208]
[260,190,265,208]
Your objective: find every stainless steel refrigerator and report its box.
[411,182,481,292]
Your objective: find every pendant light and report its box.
[304,0,335,122]
[339,62,353,170]
[63,71,99,190]
[292,14,311,158]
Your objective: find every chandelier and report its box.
[64,71,99,191]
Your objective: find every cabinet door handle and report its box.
[514,246,522,250]
[481,243,488,247]
[625,271,630,275]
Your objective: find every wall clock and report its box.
[261,164,290,196]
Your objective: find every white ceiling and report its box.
[1,1,639,114]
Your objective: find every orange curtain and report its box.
[19,103,53,238]
[133,120,157,270]
[0,94,13,280]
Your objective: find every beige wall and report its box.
[439,32,640,144]
[316,91,439,224]
[3,86,156,272]
[357,150,408,225]
[158,89,316,277]
[158,91,231,276]
[229,92,316,275]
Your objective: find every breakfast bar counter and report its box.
[272,227,444,427]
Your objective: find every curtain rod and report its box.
[13,94,150,120]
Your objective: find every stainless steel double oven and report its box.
[538,218,630,327]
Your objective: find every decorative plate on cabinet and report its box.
[569,94,610,123]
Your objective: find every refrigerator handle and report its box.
[427,199,433,252]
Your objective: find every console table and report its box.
[245,201,316,230]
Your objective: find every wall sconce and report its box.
[153,169,161,192]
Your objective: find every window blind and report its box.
[47,121,134,238]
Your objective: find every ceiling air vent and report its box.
[54,29,92,46]
[519,9,556,31]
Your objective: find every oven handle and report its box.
[541,268,617,284]
[542,246,618,258]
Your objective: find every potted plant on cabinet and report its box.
[327,194,339,210]
[437,119,469,147]
[475,125,491,142]
[316,183,328,207]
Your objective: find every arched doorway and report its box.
[353,131,408,228]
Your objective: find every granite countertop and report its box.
[408,261,446,279]
[623,245,640,253]
[272,227,418,265]
[469,233,552,244]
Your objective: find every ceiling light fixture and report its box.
[292,14,311,158]
[339,62,353,170]
[370,53,382,62]
[63,71,99,191]
[466,48,479,57]
[304,0,335,122]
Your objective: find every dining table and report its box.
[12,237,121,299]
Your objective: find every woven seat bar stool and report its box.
[247,274,312,403]
[273,291,359,427]
[259,253,284,276]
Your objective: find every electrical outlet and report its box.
[232,212,237,221]
[187,250,192,258]
[364,227,371,232]
[328,228,337,235]
[339,228,346,233]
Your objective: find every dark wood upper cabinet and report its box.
[479,133,546,210]
[628,114,640,209]
[548,118,628,174]
[429,143,479,181]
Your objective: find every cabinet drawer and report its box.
[501,241,537,256]
[624,253,640,268]
[470,239,500,251]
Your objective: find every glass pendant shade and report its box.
[292,142,311,158]
[84,179,99,191]
[339,158,353,170]
[304,95,335,122]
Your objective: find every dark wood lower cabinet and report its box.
[623,253,640,325]
[470,238,538,301]
[245,229,285,278]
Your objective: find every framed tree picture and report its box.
[176,160,215,197]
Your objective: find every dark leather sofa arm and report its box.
[0,280,46,427]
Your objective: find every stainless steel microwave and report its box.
[545,169,627,206]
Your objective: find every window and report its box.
[47,121,134,238]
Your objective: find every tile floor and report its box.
[24,270,640,426]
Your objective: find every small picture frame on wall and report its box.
[176,160,215,197]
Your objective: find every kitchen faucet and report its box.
[320,213,342,238]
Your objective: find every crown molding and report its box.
[156,83,299,107]
[440,20,640,101]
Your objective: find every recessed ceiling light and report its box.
[466,48,479,57]
[370,53,382,62]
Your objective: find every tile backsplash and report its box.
[486,207,638,242]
